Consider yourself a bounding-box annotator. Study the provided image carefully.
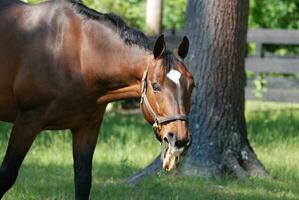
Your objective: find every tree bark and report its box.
[181,0,268,178]
[146,0,163,35]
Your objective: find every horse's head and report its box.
[140,35,194,171]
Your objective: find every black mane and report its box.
[68,0,152,50]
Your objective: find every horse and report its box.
[0,0,194,199]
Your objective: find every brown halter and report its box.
[140,64,188,133]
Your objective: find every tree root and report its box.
[126,145,270,184]
[240,146,271,178]
[126,155,162,186]
[222,146,271,180]
[222,149,249,180]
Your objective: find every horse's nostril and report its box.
[168,132,174,138]
[164,132,176,144]
[163,136,169,144]
[174,139,191,148]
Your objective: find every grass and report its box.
[0,101,299,200]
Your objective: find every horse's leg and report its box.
[0,112,41,199]
[71,121,101,200]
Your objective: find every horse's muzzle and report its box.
[161,132,191,171]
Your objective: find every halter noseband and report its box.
[140,65,188,131]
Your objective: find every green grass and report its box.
[0,101,298,200]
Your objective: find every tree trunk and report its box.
[181,0,268,179]
[146,0,163,35]
[128,0,269,184]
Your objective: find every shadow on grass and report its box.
[133,175,299,200]
[4,162,140,200]
[3,162,298,200]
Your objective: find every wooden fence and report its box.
[245,29,299,102]
[161,29,299,102]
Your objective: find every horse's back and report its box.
[0,0,26,121]
[0,0,83,122]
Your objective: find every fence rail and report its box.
[247,29,299,45]
[245,58,299,74]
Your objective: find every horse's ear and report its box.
[177,36,189,59]
[153,34,166,59]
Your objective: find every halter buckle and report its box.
[153,120,162,131]
[153,121,158,129]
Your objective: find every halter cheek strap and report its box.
[140,65,188,131]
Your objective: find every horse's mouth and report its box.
[162,145,180,171]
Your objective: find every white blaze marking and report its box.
[167,70,181,85]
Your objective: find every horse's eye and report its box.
[151,83,161,92]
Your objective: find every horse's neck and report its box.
[96,51,151,104]
[81,21,152,104]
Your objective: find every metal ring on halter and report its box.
[140,64,188,131]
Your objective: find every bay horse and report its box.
[0,0,194,199]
